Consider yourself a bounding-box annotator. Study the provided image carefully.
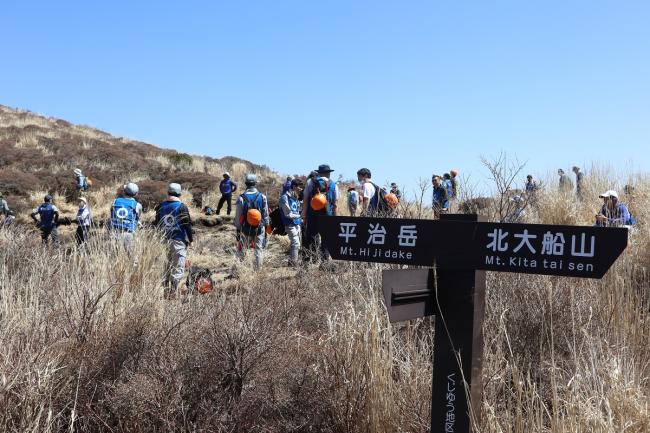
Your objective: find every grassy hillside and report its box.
[0,105,282,218]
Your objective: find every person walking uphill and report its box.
[280,178,303,266]
[234,174,269,269]
[75,197,93,246]
[302,164,337,263]
[30,195,60,246]
[217,172,237,216]
[108,182,143,253]
[73,168,90,195]
[155,183,193,298]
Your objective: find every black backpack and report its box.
[269,207,287,236]
[371,182,391,215]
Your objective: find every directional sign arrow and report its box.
[318,216,628,278]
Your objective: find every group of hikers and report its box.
[0,164,638,298]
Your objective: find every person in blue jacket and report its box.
[30,194,60,246]
[217,172,238,216]
[280,178,303,266]
[595,190,636,228]
[108,182,142,253]
[431,175,449,218]
[155,183,193,298]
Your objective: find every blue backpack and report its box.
[77,175,88,191]
[157,201,186,241]
[110,197,138,232]
[444,179,453,199]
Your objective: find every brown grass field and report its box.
[1,106,649,432]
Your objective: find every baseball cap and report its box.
[599,190,619,199]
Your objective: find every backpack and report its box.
[239,192,264,237]
[77,175,89,191]
[444,179,453,199]
[312,177,336,215]
[369,182,390,215]
[186,266,214,295]
[269,207,287,236]
[348,191,358,207]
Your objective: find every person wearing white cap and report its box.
[217,172,238,216]
[75,197,93,246]
[155,183,194,298]
[595,190,636,227]
[73,168,89,196]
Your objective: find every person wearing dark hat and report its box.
[30,195,60,246]
[155,183,194,298]
[301,164,338,263]
[217,172,237,216]
[280,178,304,266]
[390,183,402,201]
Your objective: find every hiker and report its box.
[217,172,237,216]
[30,195,60,246]
[108,182,142,252]
[595,190,636,228]
[504,195,525,223]
[74,168,90,194]
[390,183,402,200]
[573,166,586,200]
[525,175,538,194]
[0,193,15,228]
[431,175,449,218]
[0,192,10,219]
[234,174,269,269]
[347,186,359,217]
[443,173,454,202]
[450,169,459,199]
[357,168,375,216]
[75,197,93,246]
[282,176,294,195]
[302,164,337,262]
[558,169,573,193]
[155,183,193,298]
[280,178,303,266]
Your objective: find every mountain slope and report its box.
[0,105,281,214]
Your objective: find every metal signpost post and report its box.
[319,214,627,433]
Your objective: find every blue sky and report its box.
[2,1,649,197]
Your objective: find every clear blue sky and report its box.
[2,1,649,197]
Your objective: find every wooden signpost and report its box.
[319,214,628,433]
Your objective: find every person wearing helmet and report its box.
[30,195,60,246]
[217,172,238,216]
[75,197,93,246]
[279,178,304,266]
[108,182,143,253]
[301,164,337,264]
[234,174,269,269]
[155,183,194,298]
